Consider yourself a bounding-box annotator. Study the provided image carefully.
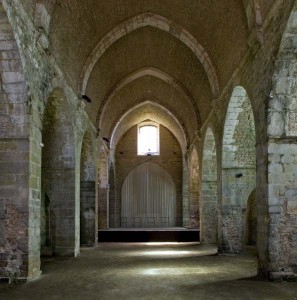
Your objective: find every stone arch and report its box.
[266,2,297,278]
[188,148,200,228]
[220,86,256,253]
[110,101,187,154]
[80,131,97,246]
[121,162,176,228]
[34,0,56,33]
[253,0,263,26]
[98,67,200,128]
[242,0,263,28]
[201,127,218,244]
[41,88,78,257]
[79,13,219,97]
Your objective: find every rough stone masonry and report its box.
[0,0,296,283]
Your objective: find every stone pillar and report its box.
[0,137,41,281]
[44,170,77,256]
[188,149,200,229]
[80,181,96,245]
[182,160,189,226]
[80,131,97,245]
[201,180,218,244]
[189,190,199,228]
[98,151,109,229]
[262,4,297,279]
[265,142,297,279]
[201,128,218,244]
[98,187,109,229]
[41,89,78,257]
[256,139,269,278]
[0,2,41,281]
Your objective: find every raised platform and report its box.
[98,227,200,242]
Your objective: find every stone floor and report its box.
[1,243,297,300]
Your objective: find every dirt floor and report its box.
[1,243,297,300]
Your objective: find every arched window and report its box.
[137,122,160,155]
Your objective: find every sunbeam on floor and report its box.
[0,243,297,300]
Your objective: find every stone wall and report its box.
[114,124,183,228]
[246,189,257,245]
[0,0,99,280]
[220,86,256,253]
[188,148,200,228]
[201,128,218,244]
[41,88,76,256]
[108,163,116,228]
[221,168,256,253]
[267,4,297,276]
[0,2,34,281]
[80,181,96,246]
[198,0,295,277]
[267,143,297,278]
[98,150,109,229]
[182,161,190,226]
[80,131,96,246]
[0,0,296,282]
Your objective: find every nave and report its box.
[1,243,297,300]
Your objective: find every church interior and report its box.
[1,0,297,299]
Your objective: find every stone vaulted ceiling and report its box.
[47,0,258,148]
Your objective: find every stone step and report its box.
[98,228,200,243]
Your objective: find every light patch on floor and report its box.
[0,243,297,300]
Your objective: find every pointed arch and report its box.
[253,0,263,26]
[242,0,263,28]
[98,67,200,128]
[79,13,219,97]
[34,0,56,33]
[110,101,187,154]
[221,86,256,253]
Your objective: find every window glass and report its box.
[137,124,159,155]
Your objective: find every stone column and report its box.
[80,181,96,245]
[0,138,41,281]
[98,186,109,229]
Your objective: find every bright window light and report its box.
[137,123,159,156]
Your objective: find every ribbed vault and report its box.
[47,0,253,140]
[98,67,200,128]
[100,75,197,143]
[86,26,211,127]
[45,0,267,144]
[78,12,220,97]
